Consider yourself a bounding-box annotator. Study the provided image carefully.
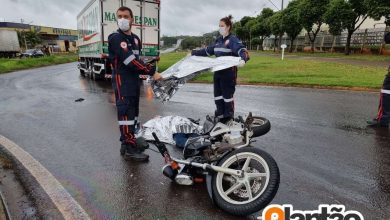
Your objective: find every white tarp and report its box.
[152,56,241,102]
[161,56,241,79]
[139,116,203,144]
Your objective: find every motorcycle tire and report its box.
[211,147,279,216]
[250,117,271,138]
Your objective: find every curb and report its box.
[0,190,11,220]
[0,135,91,220]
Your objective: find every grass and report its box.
[158,52,187,72]
[253,50,390,62]
[158,52,387,90]
[0,53,78,74]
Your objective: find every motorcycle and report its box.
[144,56,280,216]
[145,113,279,216]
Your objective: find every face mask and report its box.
[219,27,227,36]
[117,18,131,32]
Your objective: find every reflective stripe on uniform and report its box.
[224,98,234,103]
[205,48,210,56]
[238,48,246,55]
[214,96,223,100]
[123,54,136,65]
[381,89,390,95]
[118,120,135,125]
[214,48,232,53]
[133,50,140,55]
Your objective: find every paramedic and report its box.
[191,15,250,124]
[108,6,161,161]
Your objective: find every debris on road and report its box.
[74,98,85,102]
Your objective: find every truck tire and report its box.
[92,72,103,81]
[80,69,86,77]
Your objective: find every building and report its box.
[262,17,388,53]
[0,22,78,52]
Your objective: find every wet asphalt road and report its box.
[0,63,389,220]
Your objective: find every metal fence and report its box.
[261,27,389,52]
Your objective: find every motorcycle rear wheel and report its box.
[250,117,271,138]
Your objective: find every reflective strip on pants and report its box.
[224,98,234,103]
[118,120,135,126]
[214,96,223,101]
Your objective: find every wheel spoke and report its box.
[225,182,243,195]
[242,157,251,171]
[247,172,267,179]
[244,181,253,200]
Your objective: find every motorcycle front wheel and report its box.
[211,147,280,216]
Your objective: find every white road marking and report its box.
[0,135,91,220]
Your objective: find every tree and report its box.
[269,12,284,51]
[298,0,330,52]
[233,22,243,39]
[244,18,257,50]
[161,36,178,48]
[18,30,42,50]
[181,36,201,50]
[251,8,274,50]
[282,0,304,52]
[202,31,219,46]
[240,16,254,27]
[251,37,262,50]
[233,16,256,46]
[367,0,390,24]
[325,0,389,55]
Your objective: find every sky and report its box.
[0,0,290,36]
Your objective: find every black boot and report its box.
[135,137,149,150]
[367,119,389,127]
[120,144,127,156]
[121,144,149,162]
[220,117,233,125]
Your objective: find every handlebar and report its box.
[151,132,172,162]
[152,132,161,143]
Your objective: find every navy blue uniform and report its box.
[108,29,154,145]
[375,70,390,126]
[192,34,249,120]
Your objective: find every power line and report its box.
[267,0,280,10]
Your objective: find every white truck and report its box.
[77,0,160,80]
[0,30,21,58]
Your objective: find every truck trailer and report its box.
[77,0,160,80]
[0,30,21,58]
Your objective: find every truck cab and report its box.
[77,0,160,80]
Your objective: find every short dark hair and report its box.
[220,15,233,32]
[117,6,133,18]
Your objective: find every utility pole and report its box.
[20,18,28,50]
[278,0,285,51]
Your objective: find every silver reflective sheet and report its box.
[152,56,241,102]
[139,116,203,144]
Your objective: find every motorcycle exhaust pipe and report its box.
[162,164,178,180]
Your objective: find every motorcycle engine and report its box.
[223,130,243,145]
[209,121,244,145]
